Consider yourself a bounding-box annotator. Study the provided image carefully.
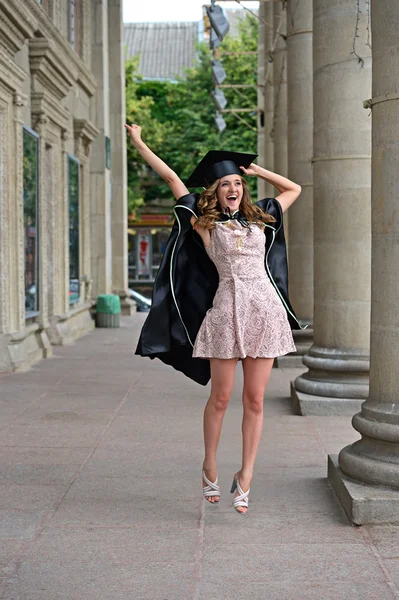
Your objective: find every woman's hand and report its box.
[125,123,143,148]
[250,164,302,213]
[240,163,259,177]
[123,123,189,200]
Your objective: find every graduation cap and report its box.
[186,150,258,188]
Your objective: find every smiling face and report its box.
[216,174,244,213]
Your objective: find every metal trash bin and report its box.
[96,294,121,328]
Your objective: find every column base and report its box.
[0,323,53,373]
[290,381,363,416]
[328,454,399,525]
[291,345,369,415]
[114,291,136,316]
[120,298,136,316]
[47,302,95,345]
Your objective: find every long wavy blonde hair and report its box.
[195,177,275,230]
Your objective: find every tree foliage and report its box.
[125,13,259,213]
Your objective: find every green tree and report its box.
[125,57,169,214]
[125,13,259,210]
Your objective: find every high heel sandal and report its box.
[230,473,250,513]
[202,470,220,503]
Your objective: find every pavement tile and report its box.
[197,469,344,517]
[0,484,66,510]
[0,464,91,487]
[366,526,399,558]
[255,466,326,481]
[120,393,206,414]
[201,543,385,583]
[241,440,326,468]
[22,526,198,565]
[0,448,89,466]
[0,410,113,448]
[262,415,317,434]
[383,559,399,588]
[203,491,345,521]
[0,510,47,541]
[50,493,203,528]
[2,317,399,600]
[318,438,361,456]
[0,410,27,431]
[98,414,204,446]
[0,541,26,577]
[33,381,131,398]
[33,392,130,412]
[0,382,58,397]
[63,470,201,501]
[203,510,362,544]
[2,561,197,600]
[310,416,357,431]
[197,581,398,600]
[0,448,89,491]
[79,450,201,480]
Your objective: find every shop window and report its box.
[23,127,40,318]
[68,155,80,305]
[128,227,171,284]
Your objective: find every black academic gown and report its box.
[135,193,303,385]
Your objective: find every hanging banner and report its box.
[136,229,152,277]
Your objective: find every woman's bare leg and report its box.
[202,357,238,502]
[235,357,274,513]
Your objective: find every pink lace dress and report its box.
[192,220,296,359]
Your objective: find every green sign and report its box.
[105,136,111,169]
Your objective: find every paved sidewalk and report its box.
[0,316,399,600]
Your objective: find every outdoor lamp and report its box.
[211,60,227,85]
[206,4,230,41]
[212,88,228,111]
[214,112,226,132]
[210,26,221,51]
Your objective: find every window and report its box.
[23,127,40,318]
[69,0,82,56]
[36,0,49,9]
[68,156,80,305]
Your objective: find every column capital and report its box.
[73,118,100,159]
[13,91,28,108]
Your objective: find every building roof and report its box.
[124,22,199,80]
[124,10,257,81]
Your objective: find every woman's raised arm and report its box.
[125,124,189,201]
[240,164,301,213]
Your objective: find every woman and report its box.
[126,123,302,514]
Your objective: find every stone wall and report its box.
[0,0,127,372]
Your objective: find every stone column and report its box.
[272,1,287,179]
[10,93,27,336]
[61,130,70,316]
[35,115,50,333]
[283,0,314,367]
[90,0,112,298]
[257,2,266,199]
[0,91,26,343]
[291,0,372,415]
[329,0,399,524]
[108,0,135,315]
[263,0,274,198]
[272,2,289,268]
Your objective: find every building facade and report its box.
[0,0,132,372]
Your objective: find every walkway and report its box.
[0,316,398,599]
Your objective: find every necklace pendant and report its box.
[236,236,243,251]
